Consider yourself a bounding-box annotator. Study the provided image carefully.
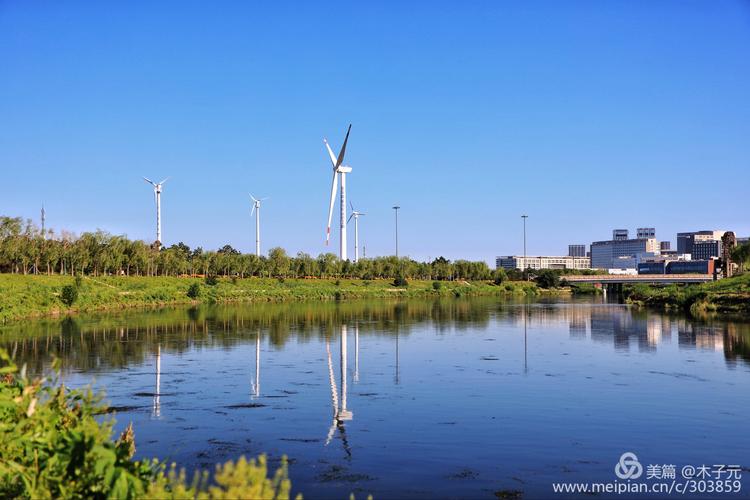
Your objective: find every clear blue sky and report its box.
[1,1,748,263]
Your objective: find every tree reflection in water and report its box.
[2,298,749,376]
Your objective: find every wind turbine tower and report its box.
[325,124,353,260]
[347,201,366,263]
[143,177,169,249]
[250,195,268,257]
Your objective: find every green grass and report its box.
[0,274,543,322]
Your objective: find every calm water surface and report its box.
[2,297,749,499]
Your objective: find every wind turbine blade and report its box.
[143,177,155,186]
[159,177,170,185]
[335,124,352,168]
[326,171,338,244]
[250,194,258,202]
[347,213,354,223]
[349,200,354,212]
[250,205,256,216]
[260,197,269,201]
[324,139,338,167]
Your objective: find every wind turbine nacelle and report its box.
[337,410,353,421]
[337,166,352,173]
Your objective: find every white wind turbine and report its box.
[347,201,366,263]
[143,177,169,249]
[324,124,353,260]
[250,195,269,257]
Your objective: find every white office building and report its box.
[496,255,591,271]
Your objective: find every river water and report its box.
[2,297,748,499]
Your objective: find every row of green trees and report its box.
[0,215,494,280]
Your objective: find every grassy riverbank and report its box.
[0,274,542,322]
[625,273,750,317]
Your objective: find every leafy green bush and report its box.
[432,281,442,291]
[187,282,201,299]
[493,269,507,285]
[60,284,78,306]
[393,275,408,287]
[534,269,560,289]
[204,275,218,286]
[0,349,297,499]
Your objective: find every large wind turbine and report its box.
[250,195,268,257]
[347,201,366,263]
[143,177,169,249]
[324,124,352,260]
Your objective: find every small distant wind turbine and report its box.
[143,177,169,249]
[347,201,366,263]
[324,124,353,260]
[250,195,269,257]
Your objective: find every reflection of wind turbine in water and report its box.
[251,330,261,398]
[325,325,352,458]
[354,323,360,383]
[152,344,161,418]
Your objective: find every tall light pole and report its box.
[392,206,400,257]
[521,214,528,278]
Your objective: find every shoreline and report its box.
[622,273,750,317]
[0,274,556,323]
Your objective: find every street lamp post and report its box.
[392,206,400,257]
[521,214,528,279]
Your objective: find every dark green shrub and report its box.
[432,281,442,291]
[535,269,560,289]
[187,283,201,299]
[204,275,218,286]
[334,290,343,300]
[493,269,507,285]
[335,279,341,286]
[60,284,78,307]
[393,275,408,287]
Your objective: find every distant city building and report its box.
[496,255,591,271]
[612,229,629,241]
[676,230,725,255]
[660,241,671,251]
[692,239,722,261]
[637,227,656,239]
[568,244,586,257]
[590,231,660,270]
[667,260,715,275]
[638,260,714,275]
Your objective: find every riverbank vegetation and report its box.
[0,274,541,322]
[624,273,750,316]
[0,349,297,499]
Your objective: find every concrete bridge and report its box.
[563,274,714,296]
[563,274,714,285]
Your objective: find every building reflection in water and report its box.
[251,330,261,399]
[152,344,161,418]
[325,325,352,458]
